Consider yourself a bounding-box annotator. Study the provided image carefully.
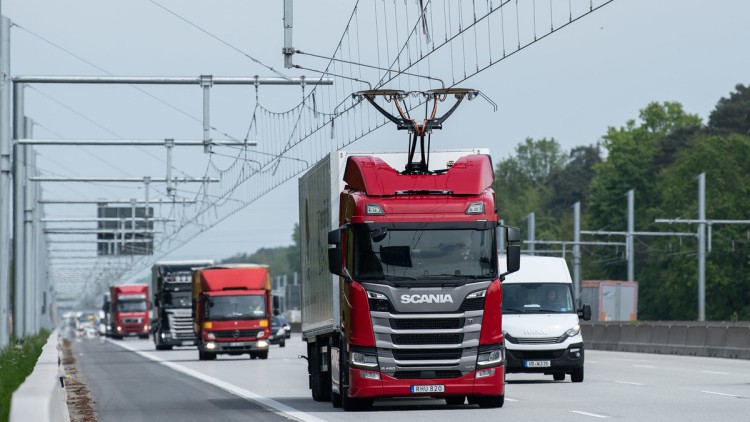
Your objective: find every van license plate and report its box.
[525,360,551,368]
[229,342,244,347]
[411,385,445,394]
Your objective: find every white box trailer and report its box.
[298,149,490,339]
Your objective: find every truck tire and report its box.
[553,373,565,381]
[155,344,173,351]
[280,338,286,347]
[475,395,504,408]
[445,396,466,406]
[571,367,584,383]
[199,350,216,361]
[258,350,269,360]
[340,341,372,411]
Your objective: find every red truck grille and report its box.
[213,330,258,339]
[389,318,464,330]
[392,333,463,345]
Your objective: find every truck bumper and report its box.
[505,342,584,373]
[201,340,269,354]
[161,337,197,347]
[348,365,504,399]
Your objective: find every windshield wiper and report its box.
[502,308,523,314]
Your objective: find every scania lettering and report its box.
[400,294,454,304]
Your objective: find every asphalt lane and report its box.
[81,334,750,422]
[74,337,295,422]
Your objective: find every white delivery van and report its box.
[500,255,591,382]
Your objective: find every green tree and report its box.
[708,84,750,136]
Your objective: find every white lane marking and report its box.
[632,364,655,369]
[613,381,644,386]
[701,390,740,398]
[505,398,519,402]
[570,410,610,418]
[701,370,729,375]
[107,339,328,422]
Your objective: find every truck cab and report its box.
[500,255,591,382]
[192,265,272,360]
[110,285,150,339]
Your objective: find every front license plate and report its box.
[410,385,445,394]
[525,360,551,368]
[229,342,244,347]
[181,341,195,346]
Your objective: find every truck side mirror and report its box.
[499,226,521,278]
[578,304,592,321]
[328,246,342,276]
[328,228,342,245]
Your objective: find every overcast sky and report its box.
[4,1,750,283]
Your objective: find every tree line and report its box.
[492,84,750,321]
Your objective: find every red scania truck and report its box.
[300,145,521,410]
[110,284,150,339]
[192,264,272,360]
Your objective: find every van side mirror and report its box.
[578,304,592,321]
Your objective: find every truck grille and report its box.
[167,314,195,339]
[392,349,462,361]
[392,333,463,345]
[393,370,463,379]
[213,330,258,339]
[389,318,464,330]
[507,349,565,360]
[459,297,485,311]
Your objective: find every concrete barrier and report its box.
[582,321,750,360]
[9,330,70,422]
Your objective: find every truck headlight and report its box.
[477,346,504,367]
[565,325,581,338]
[206,342,216,350]
[351,351,379,368]
[257,340,269,348]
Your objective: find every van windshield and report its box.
[502,283,575,314]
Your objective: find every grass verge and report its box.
[0,329,52,422]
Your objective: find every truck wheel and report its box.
[199,351,216,361]
[258,351,269,360]
[476,395,504,408]
[340,349,372,411]
[553,373,565,381]
[156,344,173,351]
[571,367,584,383]
[445,396,465,405]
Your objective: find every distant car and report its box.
[276,316,291,339]
[269,317,287,347]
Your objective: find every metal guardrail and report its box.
[582,321,750,359]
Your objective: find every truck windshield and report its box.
[205,295,267,321]
[502,283,575,314]
[116,300,147,312]
[354,228,497,283]
[161,290,192,309]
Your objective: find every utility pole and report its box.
[283,0,294,68]
[0,14,11,347]
[697,173,706,322]
[526,212,535,255]
[627,189,634,282]
[573,202,581,302]
[12,83,25,337]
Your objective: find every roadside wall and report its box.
[9,330,70,422]
[582,321,750,359]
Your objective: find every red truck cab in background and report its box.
[192,264,272,361]
[110,284,150,339]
